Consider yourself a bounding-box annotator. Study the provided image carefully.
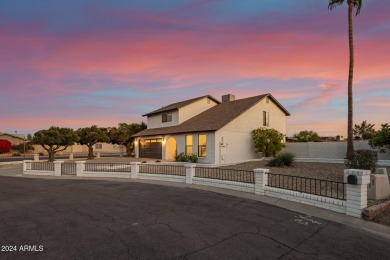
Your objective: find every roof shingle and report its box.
[134,94,289,137]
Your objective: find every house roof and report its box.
[133,93,290,137]
[142,95,220,117]
[0,132,26,140]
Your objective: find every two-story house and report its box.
[133,94,290,164]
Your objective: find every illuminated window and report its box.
[198,134,207,157]
[263,111,269,127]
[185,135,193,155]
[162,113,172,123]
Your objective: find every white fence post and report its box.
[254,168,269,195]
[76,161,86,176]
[131,162,139,179]
[185,164,195,184]
[344,169,370,218]
[54,161,64,176]
[33,154,39,162]
[23,160,32,172]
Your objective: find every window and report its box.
[162,113,172,123]
[263,111,269,127]
[198,134,207,157]
[95,143,102,149]
[185,135,193,155]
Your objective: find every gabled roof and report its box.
[142,95,220,117]
[134,93,290,137]
[0,132,26,140]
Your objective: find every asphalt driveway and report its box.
[0,174,390,259]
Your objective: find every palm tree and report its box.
[353,120,376,140]
[328,0,362,159]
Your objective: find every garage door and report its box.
[139,139,162,159]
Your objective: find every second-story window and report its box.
[162,113,172,123]
[263,111,269,127]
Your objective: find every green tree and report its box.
[252,128,285,157]
[293,130,321,142]
[32,126,79,161]
[369,123,390,153]
[353,120,376,140]
[109,122,147,156]
[76,125,110,160]
[328,0,362,159]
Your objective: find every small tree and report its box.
[353,120,376,140]
[369,123,390,153]
[109,122,147,156]
[252,128,284,157]
[77,126,110,160]
[32,126,79,161]
[293,130,321,142]
[0,140,12,154]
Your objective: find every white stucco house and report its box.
[133,94,290,164]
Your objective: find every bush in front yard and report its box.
[0,140,12,154]
[345,149,378,173]
[175,152,199,163]
[267,153,295,167]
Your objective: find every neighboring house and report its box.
[133,94,290,164]
[0,132,26,145]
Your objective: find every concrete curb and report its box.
[364,201,390,220]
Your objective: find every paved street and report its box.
[0,168,390,259]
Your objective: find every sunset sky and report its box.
[1,0,389,136]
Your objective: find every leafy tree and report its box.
[109,122,147,156]
[252,128,285,157]
[0,140,12,154]
[32,126,79,161]
[293,130,321,142]
[26,134,33,141]
[369,123,390,153]
[76,125,110,160]
[353,120,376,140]
[328,0,362,159]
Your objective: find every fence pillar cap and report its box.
[343,169,371,184]
[184,164,196,168]
[254,168,269,173]
[130,162,140,165]
[75,161,86,164]
[54,160,64,163]
[23,160,33,162]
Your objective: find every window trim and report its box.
[185,135,193,155]
[263,111,269,127]
[198,134,207,157]
[162,113,172,123]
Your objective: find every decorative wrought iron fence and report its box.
[266,173,345,200]
[194,167,255,184]
[138,164,186,176]
[84,163,131,172]
[61,163,77,175]
[26,162,54,171]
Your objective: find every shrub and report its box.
[175,152,188,162]
[267,153,295,167]
[38,152,44,156]
[174,152,198,163]
[252,128,285,157]
[12,143,33,153]
[345,149,378,173]
[187,153,199,163]
[0,140,12,154]
[12,152,21,156]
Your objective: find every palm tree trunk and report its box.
[346,1,355,159]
